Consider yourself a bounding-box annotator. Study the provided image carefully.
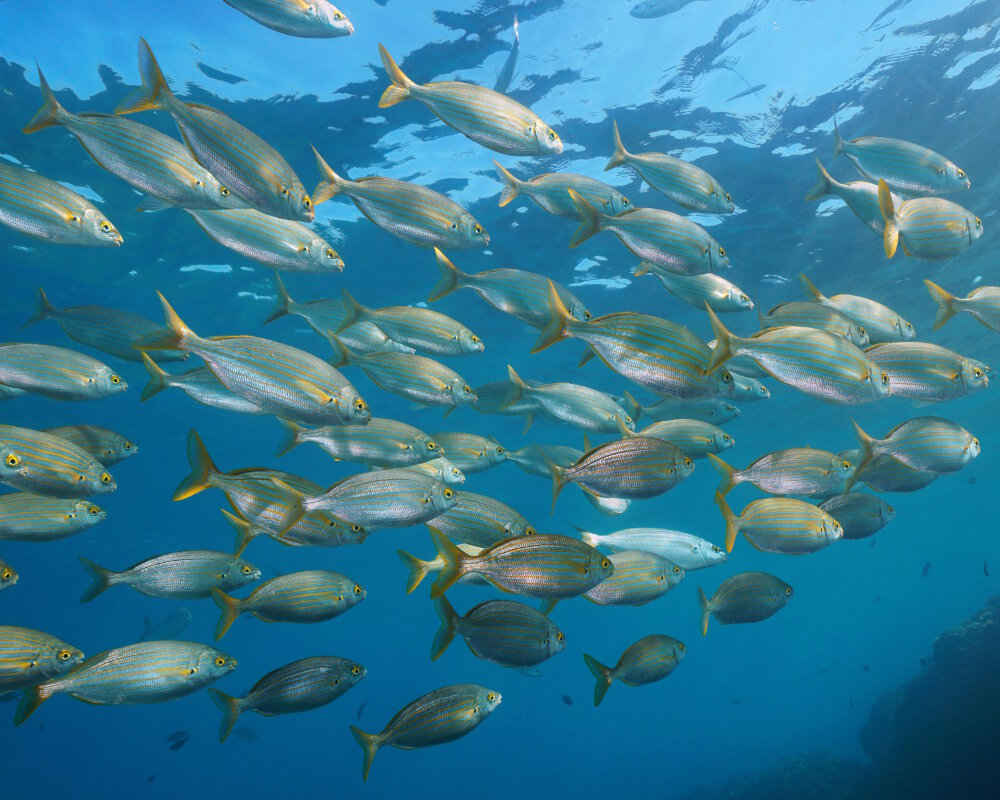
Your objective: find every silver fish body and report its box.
[430,432,507,474]
[0,425,115,497]
[637,262,752,312]
[805,160,900,235]
[865,342,989,402]
[507,366,634,433]
[44,425,137,466]
[699,571,793,634]
[819,493,895,540]
[854,417,979,475]
[0,343,126,400]
[508,444,582,478]
[494,161,631,218]
[222,0,353,37]
[629,419,733,459]
[799,273,914,344]
[278,417,439,467]
[878,180,981,261]
[760,301,869,346]
[709,449,857,498]
[140,355,269,414]
[925,280,1000,333]
[584,550,684,606]
[638,397,741,425]
[729,373,771,402]
[578,526,726,570]
[0,494,105,542]
[0,627,84,691]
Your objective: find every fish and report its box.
[429,249,591,329]
[186,208,343,272]
[350,684,501,781]
[508,444,582,479]
[878,180,981,260]
[583,635,686,706]
[330,337,476,409]
[427,491,536,548]
[272,468,456,531]
[561,694,573,706]
[43,425,137,466]
[139,354,269,414]
[535,282,736,399]
[698,572,793,635]
[24,288,187,363]
[853,417,979,475]
[864,342,989,402]
[392,457,465,487]
[493,160,632,219]
[0,160,122,246]
[636,396,741,425]
[922,560,932,578]
[166,730,190,743]
[265,274,413,354]
[759,301,869,347]
[222,0,353,37]
[210,656,365,743]
[577,526,727,571]
[169,738,188,751]
[276,417,440,467]
[630,0,706,18]
[0,425,115,497]
[805,159,901,236]
[212,570,365,639]
[493,15,519,93]
[13,641,237,725]
[79,551,261,603]
[985,560,989,578]
[429,528,613,599]
[506,366,635,434]
[708,449,858,498]
[0,343,126,400]
[312,149,488,250]
[584,551,684,606]
[847,448,939,494]
[431,596,565,666]
[568,190,728,275]
[548,437,694,510]
[729,373,771,403]
[174,430,367,553]
[116,39,314,221]
[621,418,734,460]
[799,274,915,344]
[397,543,488,594]
[818,493,895,540]
[470,379,544,428]
[378,44,562,156]
[138,293,370,426]
[429,432,507,474]
[635,262,753,313]
[924,280,1000,333]
[23,67,247,213]
[337,289,484,357]
[862,664,871,673]
[0,627,84,692]
[833,119,969,196]
[606,120,734,213]
[357,702,368,721]
[716,492,843,554]
[0,558,17,591]
[706,307,891,405]
[138,608,193,643]
[0,494,105,542]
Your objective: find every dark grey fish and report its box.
[922,560,932,577]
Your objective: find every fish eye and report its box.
[451,222,458,230]
[351,665,360,675]
[473,224,484,235]
[101,473,111,484]
[976,217,983,228]
[470,335,480,343]
[463,385,472,394]
[958,169,966,178]
[427,442,437,450]
[304,197,312,208]
[973,437,980,448]
[584,311,592,320]
[487,692,496,702]
[496,446,505,454]
[59,650,72,661]
[452,468,460,477]
[526,125,534,135]
[712,545,722,553]
[673,566,681,575]
[842,461,851,470]
[600,558,610,569]
[557,632,565,642]
[124,441,133,450]
[719,247,726,258]
[352,524,362,532]
[785,587,792,595]
[625,416,633,425]
[355,400,365,411]
[880,371,889,385]
[334,11,345,20]
[242,565,252,575]
[723,434,731,442]
[525,527,537,536]
[684,457,692,467]
[111,375,120,384]
[739,293,749,302]
[354,585,363,594]
[887,505,894,513]
[88,506,100,515]
[220,186,230,196]
[1,569,10,580]
[281,187,290,196]
[724,193,732,202]
[722,372,733,384]
[5,454,19,467]
[100,221,111,232]
[547,129,556,140]
[325,249,336,259]
[975,368,983,378]
[215,656,227,667]
[622,197,630,207]
[444,488,454,499]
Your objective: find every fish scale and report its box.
[799,274,914,343]
[761,301,869,346]
[584,550,683,606]
[337,345,476,408]
[559,437,693,501]
[0,343,125,400]
[0,494,105,542]
[82,550,260,600]
[0,626,84,692]
[717,494,842,555]
[217,570,364,630]
[865,341,989,402]
[506,367,634,433]
[426,492,535,548]
[0,424,115,497]
[142,357,268,414]
[699,571,793,635]
[280,417,439,467]
[855,417,979,475]
[710,449,856,497]
[434,597,565,667]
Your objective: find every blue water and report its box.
[1,1,998,797]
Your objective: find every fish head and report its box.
[340,389,372,425]
[76,501,107,525]
[417,434,442,458]
[479,688,503,714]
[454,212,490,248]
[776,581,794,607]
[830,454,858,485]
[284,184,315,222]
[429,482,459,515]
[546,624,567,656]
[714,429,735,452]
[348,583,367,605]
[715,369,738,397]
[665,562,686,587]
[82,208,123,246]
[339,662,367,690]
[457,328,485,354]
[967,435,981,460]
[614,409,636,432]
[308,238,345,272]
[112,435,139,461]
[605,189,633,216]
[435,457,466,485]
[727,287,754,311]
[709,181,736,214]
[589,551,615,583]
[968,212,984,242]
[895,317,916,341]
[700,541,728,566]
[450,380,478,406]
[486,439,508,465]
[672,639,688,663]
[866,364,892,398]
[824,515,844,543]
[0,563,17,588]
[206,179,251,210]
[41,642,85,677]
[961,359,990,393]
[849,324,870,348]
[946,162,971,191]
[333,517,367,545]
[230,557,262,587]
[676,454,695,480]
[880,501,896,524]
[97,367,129,395]
[567,298,592,323]
[94,469,117,494]
[0,447,26,478]
[202,648,238,677]
[315,4,354,35]
[532,120,563,154]
[708,241,730,271]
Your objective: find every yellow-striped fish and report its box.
[925,279,1000,333]
[818,493,895,541]
[708,449,857,498]
[698,572,793,636]
[350,684,501,782]
[24,67,248,213]
[0,558,18,591]
[623,418,733,459]
[805,159,901,236]
[607,120,734,213]
[583,551,684,606]
[0,494,105,542]
[636,261,753,313]
[14,641,237,725]
[583,635,686,706]
[506,365,634,434]
[44,425,136,466]
[116,39,313,221]
[397,543,487,594]
[0,626,83,692]
[276,417,439,467]
[843,448,938,494]
[729,372,771,402]
[429,432,506,474]
[878,180,981,260]
[799,273,915,344]
[852,417,979,475]
[312,148,488,250]
[379,45,562,156]
[139,353,268,414]
[865,342,989,402]
[715,492,842,554]
[0,343,126,400]
[0,425,115,497]
[222,0,353,37]
[0,161,122,246]
[425,491,536,548]
[759,301,869,346]
[636,396,741,425]
[493,160,631,218]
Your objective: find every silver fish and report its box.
[818,493,895,540]
[222,0,353,37]
[865,342,989,402]
[698,572,793,635]
[0,343,126,400]
[584,550,684,606]
[584,634,686,706]
[578,526,726,571]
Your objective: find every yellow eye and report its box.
[881,371,889,385]
[548,130,556,141]
[100,221,111,232]
[975,368,983,378]
[463,386,472,394]
[496,446,505,454]
[473,224,483,235]
[351,665,360,675]
[712,545,722,553]
[352,524,362,532]
[111,375,120,384]
[622,198,630,207]
[584,311,592,320]
[124,441,133,450]
[334,11,344,20]
[673,566,681,575]
[487,692,496,702]
[304,197,312,208]
[887,505,894,514]
[354,585,362,595]
[958,169,966,178]
[444,489,454,499]
[215,657,227,667]
[355,400,365,411]
[59,650,72,661]
[723,434,731,442]
[427,442,437,450]
[101,473,111,484]
[600,558,610,569]
[684,457,692,468]
[785,587,792,596]
[722,372,733,384]
[724,193,732,202]
[220,186,230,196]
[625,417,633,425]
[976,217,982,227]
[1,569,10,580]
[525,527,537,536]
[842,461,851,470]
[88,506,99,515]
[719,247,726,258]
[325,249,336,259]
[470,335,480,343]
[242,566,252,575]
[973,437,980,448]
[5,454,19,467]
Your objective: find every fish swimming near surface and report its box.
[636,396,741,425]
[818,493,895,540]
[618,418,734,460]
[275,417,440,468]
[798,274,915,344]
[139,354,268,415]
[924,280,1000,333]
[0,343,126,401]
[630,0,706,18]
[350,684,501,781]
[396,542,488,594]
[378,44,562,156]
[0,627,84,692]
[878,180,981,260]
[116,39,314,221]
[708,449,858,498]
[0,160,122,246]
[43,425,137,466]
[715,492,843,554]
[577,526,727,571]
[852,417,980,475]
[635,262,753,313]
[138,608,193,643]
[493,160,632,219]
[606,120,734,213]
[222,0,354,37]
[506,366,635,434]
[758,301,869,347]
[210,656,366,742]
[698,572,793,635]
[864,342,989,402]
[0,425,115,497]
[584,634,686,706]
[0,494,105,542]
[425,491,536,548]
[583,550,684,607]
[429,432,506,474]
[493,15,519,93]
[805,159,902,236]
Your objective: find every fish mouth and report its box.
[343,21,355,35]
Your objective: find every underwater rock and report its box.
[683,752,872,800]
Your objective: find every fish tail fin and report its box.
[621,391,642,423]
[350,725,381,782]
[924,280,957,331]
[211,588,242,641]
[209,689,242,743]
[311,145,347,205]
[493,160,522,207]
[430,594,460,660]
[428,526,467,599]
[428,247,467,302]
[138,291,196,352]
[22,287,55,327]
[139,352,170,402]
[714,490,739,553]
[574,526,599,548]
[325,332,353,369]
[78,556,115,603]
[605,119,629,170]
[833,114,844,157]
[269,478,308,535]
[501,364,527,409]
[23,66,65,133]
[139,615,153,642]
[804,158,833,202]
[264,273,293,325]
[336,289,366,333]
[698,587,711,636]
[798,273,825,302]
[544,455,569,514]
[851,418,877,475]
[705,305,735,375]
[275,417,305,457]
[633,260,653,277]
[397,549,433,595]
[116,38,174,115]
[706,453,736,496]
[378,44,415,108]
[583,653,613,706]
[531,280,573,353]
[173,429,220,501]
[221,508,259,556]
[567,188,604,248]
[877,180,898,259]
[14,685,50,727]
